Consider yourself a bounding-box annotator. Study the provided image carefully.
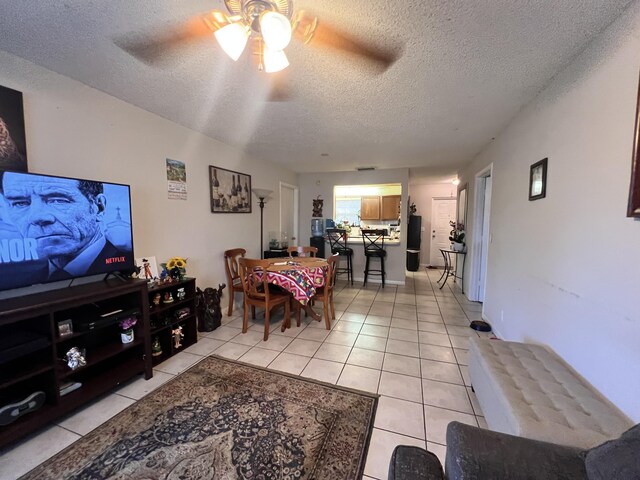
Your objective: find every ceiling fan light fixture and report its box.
[260,11,292,51]
[214,22,250,61]
[263,47,289,73]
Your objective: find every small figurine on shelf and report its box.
[153,293,161,306]
[176,287,186,301]
[65,347,87,370]
[172,326,184,349]
[151,337,163,357]
[163,292,174,304]
[159,264,171,284]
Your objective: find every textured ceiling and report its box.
[0,0,633,173]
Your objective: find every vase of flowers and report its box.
[119,316,137,344]
[161,257,187,281]
[449,221,466,251]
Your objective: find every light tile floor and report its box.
[0,269,494,480]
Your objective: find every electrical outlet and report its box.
[421,227,425,232]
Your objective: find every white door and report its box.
[478,176,492,301]
[429,198,456,267]
[279,183,298,247]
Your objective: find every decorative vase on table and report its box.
[120,329,134,344]
[119,316,138,344]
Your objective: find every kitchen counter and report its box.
[339,236,401,246]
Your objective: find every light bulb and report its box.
[263,47,289,73]
[214,22,250,61]
[260,11,292,51]
[452,178,460,186]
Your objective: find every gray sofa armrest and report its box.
[445,422,588,480]
[389,445,444,480]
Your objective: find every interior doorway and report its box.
[470,165,493,302]
[279,182,299,247]
[429,198,457,267]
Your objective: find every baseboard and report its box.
[349,277,406,286]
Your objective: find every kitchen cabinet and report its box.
[381,195,401,220]
[360,196,381,220]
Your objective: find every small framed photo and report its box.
[529,158,548,201]
[58,319,74,337]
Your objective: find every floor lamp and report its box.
[252,188,273,259]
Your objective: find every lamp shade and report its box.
[263,47,289,73]
[214,22,250,61]
[260,11,292,51]
[252,188,273,200]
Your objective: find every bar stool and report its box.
[361,229,386,288]
[327,228,353,285]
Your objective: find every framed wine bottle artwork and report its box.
[209,165,252,213]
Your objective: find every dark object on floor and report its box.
[406,249,420,272]
[389,445,443,480]
[22,356,378,480]
[196,284,226,332]
[470,320,491,332]
[0,391,46,426]
[389,421,640,480]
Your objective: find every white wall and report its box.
[298,169,409,283]
[459,1,640,421]
[0,50,297,293]
[408,183,457,265]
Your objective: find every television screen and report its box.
[0,171,134,291]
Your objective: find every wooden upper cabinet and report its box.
[381,195,401,220]
[360,196,381,220]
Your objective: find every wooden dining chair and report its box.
[238,257,291,341]
[296,254,338,330]
[223,248,246,316]
[287,245,318,257]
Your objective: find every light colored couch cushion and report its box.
[469,337,633,449]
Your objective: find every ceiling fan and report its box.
[116,0,401,77]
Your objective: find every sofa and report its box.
[469,337,633,448]
[388,421,640,480]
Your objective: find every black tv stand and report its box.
[0,278,152,449]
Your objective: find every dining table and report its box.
[263,256,328,328]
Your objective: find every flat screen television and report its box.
[0,171,134,291]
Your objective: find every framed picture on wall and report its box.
[209,165,252,213]
[0,84,28,173]
[529,158,548,201]
[627,72,640,217]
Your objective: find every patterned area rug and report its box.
[23,356,378,479]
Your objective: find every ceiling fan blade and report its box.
[293,11,401,71]
[115,11,226,65]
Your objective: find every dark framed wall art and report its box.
[529,158,548,201]
[627,72,640,217]
[209,165,252,213]
[0,85,28,173]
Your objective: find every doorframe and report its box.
[469,164,493,302]
[279,182,299,245]
[429,197,457,267]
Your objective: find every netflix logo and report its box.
[105,256,126,264]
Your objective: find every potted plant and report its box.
[119,316,138,344]
[449,221,466,251]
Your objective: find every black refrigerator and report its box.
[407,215,421,249]
[406,215,421,271]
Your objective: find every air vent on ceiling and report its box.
[356,167,376,171]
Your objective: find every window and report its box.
[335,197,360,226]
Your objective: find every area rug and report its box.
[23,356,378,479]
